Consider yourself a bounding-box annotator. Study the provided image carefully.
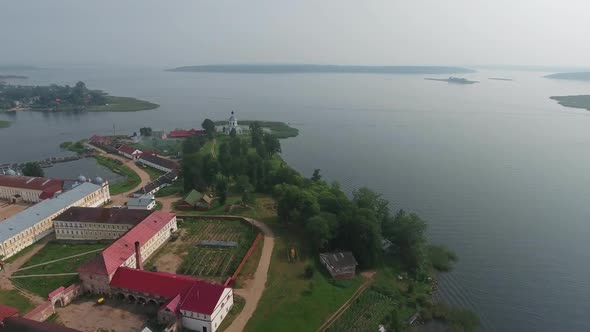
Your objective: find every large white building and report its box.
[0,175,66,203]
[222,111,243,135]
[0,181,111,258]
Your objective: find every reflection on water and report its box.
[44,157,125,184]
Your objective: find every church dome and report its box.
[5,169,16,176]
[92,176,104,185]
[77,175,87,183]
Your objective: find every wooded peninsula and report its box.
[0,81,159,112]
[550,95,590,111]
[167,64,475,74]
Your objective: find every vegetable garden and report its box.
[177,218,258,281]
[328,289,396,332]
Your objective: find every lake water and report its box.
[2,66,590,331]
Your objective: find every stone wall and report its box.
[23,301,55,322]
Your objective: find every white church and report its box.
[222,111,243,135]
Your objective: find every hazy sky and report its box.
[1,0,589,67]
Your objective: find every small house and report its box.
[127,194,156,210]
[177,189,213,211]
[319,251,358,279]
[117,145,142,160]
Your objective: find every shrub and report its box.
[303,264,315,279]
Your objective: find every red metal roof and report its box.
[118,145,141,155]
[0,175,64,195]
[109,267,226,315]
[47,286,65,300]
[179,280,226,315]
[168,129,205,138]
[160,294,182,316]
[77,211,175,276]
[0,304,18,320]
[111,267,196,300]
[89,135,103,143]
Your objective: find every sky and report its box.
[1,0,589,67]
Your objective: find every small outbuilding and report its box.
[319,251,358,279]
[176,189,213,211]
[127,194,156,210]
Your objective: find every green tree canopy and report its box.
[21,162,44,177]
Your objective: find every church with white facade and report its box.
[222,111,243,135]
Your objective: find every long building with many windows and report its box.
[0,175,66,203]
[53,207,153,241]
[0,182,110,258]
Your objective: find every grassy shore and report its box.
[86,96,159,112]
[0,120,10,129]
[94,155,141,195]
[59,140,87,154]
[214,120,299,138]
[550,95,590,111]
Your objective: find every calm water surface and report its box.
[2,66,590,331]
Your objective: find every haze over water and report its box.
[2,66,590,331]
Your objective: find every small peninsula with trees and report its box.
[545,72,590,81]
[0,81,159,112]
[550,95,590,111]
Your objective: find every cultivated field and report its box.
[327,289,396,332]
[177,218,258,281]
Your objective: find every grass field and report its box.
[137,164,165,181]
[12,242,108,297]
[213,120,299,138]
[131,138,182,156]
[244,222,363,332]
[86,96,159,112]
[94,155,140,195]
[155,181,183,197]
[0,289,34,314]
[218,295,245,332]
[0,120,10,129]
[176,218,259,281]
[328,289,396,332]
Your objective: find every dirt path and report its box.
[0,237,51,304]
[84,143,150,205]
[158,195,182,212]
[225,217,274,332]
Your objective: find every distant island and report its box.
[167,64,475,74]
[550,95,590,111]
[0,75,27,79]
[545,72,590,81]
[488,77,513,81]
[425,77,479,84]
[0,81,159,112]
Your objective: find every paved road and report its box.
[225,217,274,332]
[84,143,150,205]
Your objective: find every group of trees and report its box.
[181,119,431,275]
[273,170,430,274]
[139,127,153,136]
[21,162,44,177]
[0,81,107,109]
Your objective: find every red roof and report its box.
[89,135,103,143]
[0,304,18,320]
[109,267,227,315]
[118,145,141,155]
[160,294,182,316]
[78,211,175,276]
[168,129,205,138]
[179,280,226,315]
[111,268,196,300]
[47,286,65,300]
[0,175,64,198]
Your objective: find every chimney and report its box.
[134,241,142,270]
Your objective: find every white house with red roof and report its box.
[117,145,142,160]
[109,268,233,332]
[0,175,66,203]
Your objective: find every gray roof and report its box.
[320,251,358,269]
[0,182,102,242]
[128,194,155,207]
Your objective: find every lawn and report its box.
[86,96,159,112]
[0,289,34,314]
[138,164,165,181]
[176,218,259,282]
[0,120,10,129]
[11,242,108,297]
[131,138,182,157]
[155,181,183,197]
[94,155,140,195]
[244,223,363,332]
[213,120,299,138]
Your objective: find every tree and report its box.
[311,169,322,182]
[215,176,229,205]
[274,184,320,223]
[353,187,391,224]
[263,133,281,157]
[22,162,44,177]
[249,122,263,148]
[139,127,153,136]
[306,213,338,251]
[201,119,216,136]
[385,210,428,273]
[230,128,237,137]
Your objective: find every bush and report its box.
[303,264,315,279]
[429,245,458,272]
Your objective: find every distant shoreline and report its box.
[167,64,475,75]
[545,72,590,81]
[550,95,590,111]
[0,75,27,79]
[488,77,513,81]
